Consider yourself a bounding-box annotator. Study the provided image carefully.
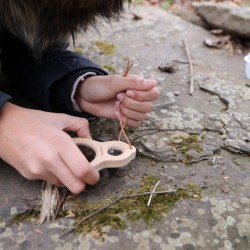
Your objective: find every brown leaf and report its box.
[210,29,224,35]
[222,185,230,194]
[204,36,230,49]
[132,13,143,20]
[158,63,177,73]
[66,210,75,218]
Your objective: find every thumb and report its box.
[90,75,156,93]
[62,116,92,139]
[112,75,157,93]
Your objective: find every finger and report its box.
[43,175,64,187]
[90,75,157,93]
[126,119,141,128]
[21,158,65,187]
[59,137,100,185]
[115,111,140,128]
[125,86,160,102]
[61,115,91,139]
[125,76,157,91]
[52,154,87,194]
[21,163,64,187]
[116,94,152,113]
[119,103,148,122]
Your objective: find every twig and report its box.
[147,180,161,206]
[182,39,194,95]
[60,189,177,239]
[21,197,40,201]
[123,61,133,77]
[118,120,127,141]
[173,59,189,64]
[117,105,132,148]
[117,61,133,148]
[53,189,69,221]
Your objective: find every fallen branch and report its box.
[60,189,177,238]
[183,39,194,95]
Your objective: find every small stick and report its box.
[182,39,194,95]
[53,189,69,221]
[60,189,177,238]
[123,61,133,77]
[147,180,161,206]
[117,105,132,148]
[117,61,133,148]
[118,119,127,141]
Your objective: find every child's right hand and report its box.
[75,74,160,128]
[0,103,99,194]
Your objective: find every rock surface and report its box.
[193,2,250,39]
[170,6,208,29]
[1,5,250,250]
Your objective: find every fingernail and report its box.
[144,80,152,87]
[126,90,134,98]
[144,79,156,87]
[117,93,123,102]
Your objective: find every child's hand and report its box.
[0,103,99,194]
[75,74,160,127]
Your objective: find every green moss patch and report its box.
[8,176,202,240]
[10,209,39,225]
[169,134,204,165]
[95,41,116,55]
[68,176,202,238]
[102,64,116,74]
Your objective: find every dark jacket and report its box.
[0,31,107,117]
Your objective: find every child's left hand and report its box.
[75,74,160,128]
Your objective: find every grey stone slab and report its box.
[1,5,250,250]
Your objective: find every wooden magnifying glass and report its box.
[73,138,136,171]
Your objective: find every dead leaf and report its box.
[132,13,143,20]
[210,29,224,35]
[90,230,100,238]
[204,37,228,49]
[223,176,230,180]
[222,185,230,194]
[158,63,177,73]
[66,210,75,219]
[35,229,43,234]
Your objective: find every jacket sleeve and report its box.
[0,32,107,117]
[0,91,11,110]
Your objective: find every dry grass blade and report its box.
[147,180,161,206]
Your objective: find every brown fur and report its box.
[0,0,131,56]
